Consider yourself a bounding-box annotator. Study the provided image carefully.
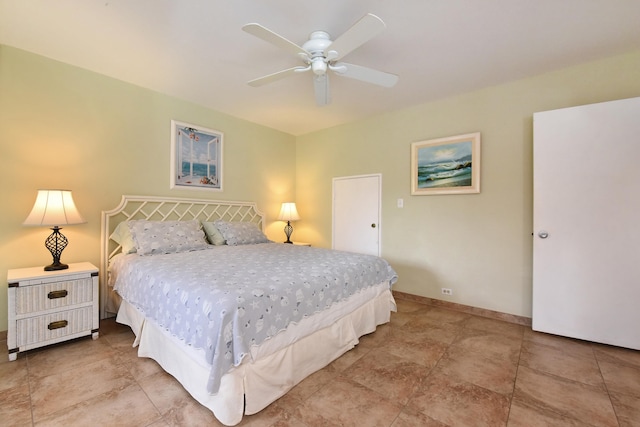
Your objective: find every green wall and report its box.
[0,45,296,332]
[295,50,640,318]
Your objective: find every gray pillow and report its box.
[213,220,270,246]
[127,220,209,255]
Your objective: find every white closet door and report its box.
[332,174,381,256]
[533,97,640,350]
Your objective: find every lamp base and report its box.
[283,221,294,244]
[44,226,69,271]
[44,261,69,271]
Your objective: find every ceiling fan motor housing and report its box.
[303,31,333,75]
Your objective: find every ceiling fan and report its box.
[242,13,399,106]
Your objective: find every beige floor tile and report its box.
[436,346,518,396]
[33,383,160,426]
[286,363,340,402]
[421,307,471,326]
[465,316,525,339]
[344,349,431,405]
[523,329,595,358]
[160,397,225,426]
[609,391,640,427]
[507,398,588,426]
[0,356,29,393]
[237,401,297,426]
[594,344,640,369]
[450,327,523,364]
[26,336,116,379]
[380,327,448,368]
[407,370,511,427]
[391,407,447,427]
[520,339,603,386]
[138,370,193,416]
[401,317,462,345]
[0,383,32,427]
[514,365,617,427]
[293,376,402,427]
[328,342,370,371]
[30,356,135,421]
[599,359,640,398]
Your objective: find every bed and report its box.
[100,195,397,426]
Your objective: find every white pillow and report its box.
[109,222,137,254]
[213,220,270,246]
[202,221,227,245]
[127,220,209,255]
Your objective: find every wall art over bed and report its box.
[411,132,481,195]
[170,120,223,191]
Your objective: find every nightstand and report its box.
[7,262,99,361]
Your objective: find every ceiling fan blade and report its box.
[242,23,308,57]
[325,13,386,61]
[314,74,330,106]
[248,66,309,87]
[332,62,398,87]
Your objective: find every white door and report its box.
[333,174,381,256]
[532,97,640,350]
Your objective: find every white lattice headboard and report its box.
[100,195,265,318]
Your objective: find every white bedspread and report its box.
[109,243,397,394]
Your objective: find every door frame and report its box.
[332,173,382,256]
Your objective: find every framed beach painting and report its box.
[411,132,481,195]
[170,120,223,191]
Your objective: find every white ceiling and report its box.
[1,0,639,135]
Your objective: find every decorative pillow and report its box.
[127,220,209,255]
[109,222,137,254]
[213,220,271,246]
[202,221,227,245]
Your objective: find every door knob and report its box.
[371,223,376,228]
[538,231,549,239]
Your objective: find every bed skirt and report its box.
[116,282,396,426]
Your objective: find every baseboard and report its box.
[392,290,532,327]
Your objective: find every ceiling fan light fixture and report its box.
[311,59,327,75]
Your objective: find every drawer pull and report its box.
[48,290,68,299]
[48,320,68,330]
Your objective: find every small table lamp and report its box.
[277,202,300,244]
[23,190,86,271]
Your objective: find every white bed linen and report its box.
[116,281,395,426]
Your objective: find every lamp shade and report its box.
[23,190,86,226]
[277,202,300,222]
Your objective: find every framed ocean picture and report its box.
[411,132,481,195]
[170,120,223,191]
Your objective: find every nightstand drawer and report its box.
[16,306,94,347]
[14,277,94,315]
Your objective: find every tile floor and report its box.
[1,299,639,426]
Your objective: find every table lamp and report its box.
[23,190,86,271]
[277,202,300,244]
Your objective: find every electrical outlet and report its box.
[441,288,453,296]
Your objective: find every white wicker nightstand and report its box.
[7,262,99,361]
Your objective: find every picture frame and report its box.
[170,120,223,191]
[411,132,481,195]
